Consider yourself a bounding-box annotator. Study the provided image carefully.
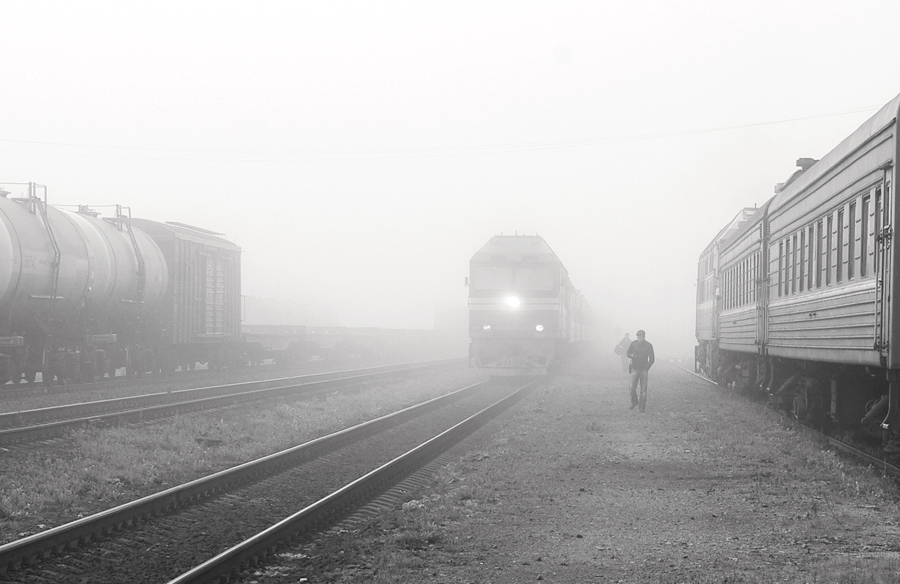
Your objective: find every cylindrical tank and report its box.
[0,193,167,362]
[57,208,167,324]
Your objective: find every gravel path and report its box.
[252,356,900,584]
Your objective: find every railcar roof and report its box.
[770,92,900,212]
[718,202,770,250]
[470,234,562,264]
[700,206,760,255]
[130,218,241,252]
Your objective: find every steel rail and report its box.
[0,359,460,428]
[0,376,490,576]
[166,379,539,584]
[0,360,462,445]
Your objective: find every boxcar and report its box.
[130,219,243,372]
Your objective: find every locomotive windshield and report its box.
[471,266,556,291]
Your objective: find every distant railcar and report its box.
[696,91,900,451]
[130,218,242,372]
[468,234,590,375]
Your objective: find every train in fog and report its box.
[468,234,590,375]
[0,182,461,387]
[0,182,243,385]
[695,91,900,451]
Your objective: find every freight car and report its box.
[0,182,241,385]
[468,234,590,375]
[695,91,900,451]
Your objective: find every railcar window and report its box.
[472,266,515,290]
[836,208,844,284]
[826,215,833,286]
[807,225,815,290]
[848,202,856,280]
[861,195,870,278]
[785,237,792,296]
[746,257,751,304]
[799,230,806,292]
[722,270,731,309]
[816,219,824,288]
[515,268,556,290]
[730,268,735,308]
[777,241,783,297]
[792,233,798,294]
[470,266,556,290]
[727,269,732,309]
[751,253,758,303]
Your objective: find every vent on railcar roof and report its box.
[165,221,225,237]
[776,157,820,193]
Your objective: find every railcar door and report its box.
[875,179,891,363]
[755,223,767,354]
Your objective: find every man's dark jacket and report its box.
[627,339,655,371]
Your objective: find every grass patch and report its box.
[0,367,486,542]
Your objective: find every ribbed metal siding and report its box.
[718,306,757,352]
[766,282,880,365]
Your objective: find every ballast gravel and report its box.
[256,355,900,584]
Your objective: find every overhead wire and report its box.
[0,105,882,163]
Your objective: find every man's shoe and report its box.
[629,402,637,410]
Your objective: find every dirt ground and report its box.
[257,356,900,584]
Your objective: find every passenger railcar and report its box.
[468,234,590,375]
[695,206,759,377]
[696,92,900,450]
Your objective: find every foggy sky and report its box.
[2,1,898,358]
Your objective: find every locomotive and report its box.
[695,91,900,451]
[0,182,242,385]
[468,234,590,375]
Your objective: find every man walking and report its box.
[627,329,655,411]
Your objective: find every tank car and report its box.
[0,182,244,386]
[696,91,900,451]
[468,234,590,375]
[0,183,167,384]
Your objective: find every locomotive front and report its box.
[468,235,578,376]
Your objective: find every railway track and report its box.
[0,356,415,403]
[669,360,900,476]
[0,378,537,583]
[0,359,463,445]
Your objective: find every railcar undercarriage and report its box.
[696,342,899,452]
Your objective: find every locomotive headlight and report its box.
[483,324,491,331]
[535,324,544,332]
[506,296,521,308]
